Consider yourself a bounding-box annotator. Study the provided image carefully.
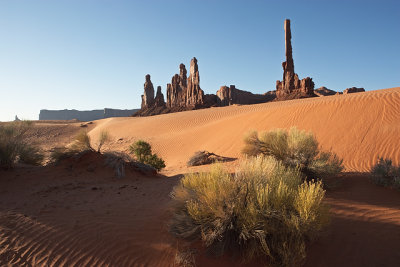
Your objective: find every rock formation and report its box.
[217,85,275,106]
[343,87,365,94]
[134,56,279,117]
[186,57,205,107]
[166,64,188,108]
[141,74,155,109]
[314,86,337,97]
[166,58,207,109]
[276,19,315,100]
[187,151,236,167]
[154,86,166,107]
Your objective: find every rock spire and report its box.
[276,19,315,100]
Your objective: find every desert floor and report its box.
[1,87,400,266]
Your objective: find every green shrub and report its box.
[170,156,329,266]
[129,140,165,171]
[371,157,400,189]
[144,153,166,171]
[129,140,152,162]
[0,121,43,169]
[242,128,343,180]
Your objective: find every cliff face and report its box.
[276,19,315,100]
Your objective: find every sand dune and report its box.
[1,87,400,266]
[89,87,400,173]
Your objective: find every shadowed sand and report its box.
[1,87,399,266]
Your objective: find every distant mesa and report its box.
[39,108,139,122]
[134,19,365,117]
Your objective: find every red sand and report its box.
[1,87,400,266]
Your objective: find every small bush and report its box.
[0,121,43,169]
[129,140,165,171]
[96,130,110,152]
[371,157,400,189]
[129,140,152,162]
[170,156,329,266]
[49,131,94,163]
[242,128,343,180]
[104,151,131,178]
[69,131,94,152]
[18,145,44,166]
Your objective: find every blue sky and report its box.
[0,0,399,121]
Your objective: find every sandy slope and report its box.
[0,153,179,267]
[1,87,400,266]
[89,87,400,173]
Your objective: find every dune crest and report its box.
[89,87,400,173]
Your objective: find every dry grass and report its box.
[0,121,43,169]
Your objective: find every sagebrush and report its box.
[0,121,43,169]
[170,156,329,266]
[129,140,165,171]
[242,127,343,181]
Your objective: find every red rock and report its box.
[276,19,315,100]
[314,87,338,96]
[166,64,188,108]
[186,57,205,108]
[216,85,275,106]
[343,87,365,94]
[141,74,155,109]
[154,86,166,107]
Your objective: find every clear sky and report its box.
[0,0,399,121]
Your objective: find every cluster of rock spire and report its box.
[135,19,363,116]
[136,57,273,116]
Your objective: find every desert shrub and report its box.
[371,157,400,189]
[170,156,329,266]
[0,121,43,169]
[18,145,44,166]
[144,153,166,171]
[49,131,94,163]
[69,131,94,152]
[104,151,131,178]
[96,130,110,152]
[242,128,343,180]
[129,140,152,162]
[129,140,165,171]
